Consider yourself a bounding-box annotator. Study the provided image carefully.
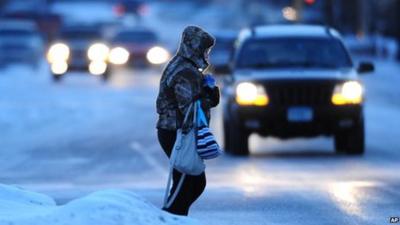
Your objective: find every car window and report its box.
[214,38,235,51]
[236,37,352,70]
[0,30,40,44]
[0,29,36,37]
[113,31,157,43]
[61,30,101,40]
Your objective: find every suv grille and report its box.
[263,81,336,106]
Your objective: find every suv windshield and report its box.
[236,37,352,69]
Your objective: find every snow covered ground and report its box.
[0,184,199,225]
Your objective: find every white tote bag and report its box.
[164,102,205,208]
[170,102,205,175]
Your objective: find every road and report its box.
[0,61,399,225]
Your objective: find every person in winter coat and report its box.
[156,25,219,216]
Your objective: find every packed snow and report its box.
[0,184,200,225]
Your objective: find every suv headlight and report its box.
[47,43,70,63]
[331,81,363,105]
[88,43,110,61]
[236,82,269,106]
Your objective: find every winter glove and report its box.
[203,74,216,88]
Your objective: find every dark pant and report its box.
[157,129,206,216]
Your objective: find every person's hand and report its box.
[203,74,216,88]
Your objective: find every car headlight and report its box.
[89,61,107,75]
[108,47,130,65]
[146,46,170,65]
[331,81,363,105]
[88,43,110,61]
[236,82,269,106]
[47,43,70,63]
[51,61,68,75]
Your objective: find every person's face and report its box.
[204,48,211,61]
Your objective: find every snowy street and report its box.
[1,59,399,225]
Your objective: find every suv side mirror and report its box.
[357,62,374,74]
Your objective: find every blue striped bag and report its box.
[196,100,222,159]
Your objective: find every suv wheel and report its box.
[224,120,250,156]
[334,121,365,155]
[223,119,232,151]
[334,134,346,153]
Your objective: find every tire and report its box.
[52,74,62,82]
[30,62,39,71]
[334,121,365,155]
[223,119,232,151]
[334,134,346,153]
[346,122,365,155]
[224,120,250,156]
[101,71,110,81]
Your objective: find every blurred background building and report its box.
[0,0,398,60]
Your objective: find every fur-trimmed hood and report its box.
[176,26,215,70]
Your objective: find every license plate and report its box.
[287,107,313,122]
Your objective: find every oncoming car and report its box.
[47,25,116,81]
[0,20,43,69]
[223,25,374,156]
[110,27,170,67]
[209,31,236,74]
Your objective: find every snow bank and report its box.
[0,185,200,225]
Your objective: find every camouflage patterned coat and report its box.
[156,26,219,133]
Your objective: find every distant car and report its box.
[1,1,62,42]
[110,27,170,67]
[209,31,236,74]
[113,0,147,17]
[50,0,118,26]
[47,25,111,81]
[0,20,43,68]
[223,25,374,156]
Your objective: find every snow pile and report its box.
[0,185,200,225]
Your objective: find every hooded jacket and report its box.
[156,26,219,132]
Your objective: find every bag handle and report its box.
[163,101,197,209]
[163,166,186,208]
[181,102,194,128]
[196,100,208,126]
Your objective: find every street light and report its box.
[282,7,298,21]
